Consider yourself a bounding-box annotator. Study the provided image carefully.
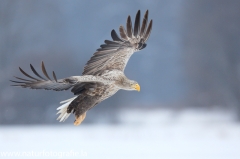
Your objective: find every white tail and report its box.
[56,96,77,122]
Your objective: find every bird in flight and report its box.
[11,10,153,125]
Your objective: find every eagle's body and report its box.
[11,10,153,125]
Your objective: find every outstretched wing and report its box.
[83,10,153,75]
[11,62,106,91]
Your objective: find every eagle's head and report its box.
[120,79,140,92]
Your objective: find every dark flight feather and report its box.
[19,67,40,81]
[126,16,133,38]
[140,10,148,37]
[143,19,152,42]
[111,30,123,42]
[30,64,46,81]
[53,71,57,82]
[41,61,52,81]
[13,76,33,82]
[133,10,140,37]
[104,40,121,45]
[119,26,128,40]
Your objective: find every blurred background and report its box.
[0,0,240,159]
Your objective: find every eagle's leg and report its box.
[74,112,87,126]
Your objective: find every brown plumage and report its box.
[11,10,153,125]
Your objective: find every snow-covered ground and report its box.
[0,109,240,159]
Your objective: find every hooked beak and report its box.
[132,84,140,92]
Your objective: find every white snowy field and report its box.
[0,109,240,159]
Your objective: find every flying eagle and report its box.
[11,10,153,125]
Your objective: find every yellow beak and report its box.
[133,84,140,92]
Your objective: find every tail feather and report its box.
[56,96,77,122]
[59,96,77,104]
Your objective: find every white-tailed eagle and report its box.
[11,10,153,125]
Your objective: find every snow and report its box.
[0,109,240,159]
